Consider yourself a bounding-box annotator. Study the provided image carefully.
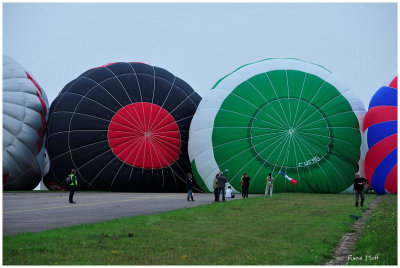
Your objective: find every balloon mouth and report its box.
[108,102,181,169]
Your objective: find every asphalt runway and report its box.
[3,191,222,236]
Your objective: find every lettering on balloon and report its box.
[298,156,321,167]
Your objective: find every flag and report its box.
[279,172,298,186]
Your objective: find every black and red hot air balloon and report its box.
[44,62,201,192]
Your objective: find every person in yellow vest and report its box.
[68,169,78,203]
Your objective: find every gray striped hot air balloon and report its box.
[3,55,49,190]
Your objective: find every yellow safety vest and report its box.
[69,174,77,186]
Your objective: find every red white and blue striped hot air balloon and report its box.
[363,76,397,194]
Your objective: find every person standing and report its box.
[265,173,274,198]
[68,169,78,203]
[242,173,250,198]
[216,172,227,202]
[241,176,244,198]
[213,174,218,202]
[186,173,195,201]
[353,173,369,207]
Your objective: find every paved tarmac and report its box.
[3,191,223,236]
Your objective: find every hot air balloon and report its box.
[44,62,201,192]
[3,55,49,190]
[363,76,397,194]
[189,58,365,193]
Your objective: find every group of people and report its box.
[186,171,370,207]
[186,172,235,202]
[262,172,370,206]
[211,172,272,201]
[68,169,370,208]
[240,173,250,198]
[212,172,227,202]
[184,171,275,202]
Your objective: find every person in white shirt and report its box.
[265,173,274,198]
[226,186,235,198]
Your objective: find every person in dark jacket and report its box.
[186,173,195,201]
[216,172,227,202]
[241,173,251,198]
[213,174,218,202]
[353,173,369,207]
[68,169,78,203]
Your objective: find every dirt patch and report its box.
[325,195,383,265]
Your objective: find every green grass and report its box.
[3,193,375,265]
[348,194,397,265]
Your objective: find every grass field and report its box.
[2,193,385,265]
[348,194,397,265]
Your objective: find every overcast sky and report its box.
[3,2,398,108]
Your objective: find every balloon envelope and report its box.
[44,62,201,192]
[189,58,365,193]
[363,76,397,194]
[3,55,49,190]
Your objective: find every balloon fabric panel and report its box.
[363,106,397,132]
[389,76,398,89]
[370,148,397,194]
[384,163,397,193]
[368,86,397,109]
[366,121,397,148]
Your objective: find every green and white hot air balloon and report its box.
[189,58,365,193]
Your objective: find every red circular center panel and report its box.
[108,102,181,169]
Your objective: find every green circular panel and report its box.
[250,98,331,169]
[211,69,361,193]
